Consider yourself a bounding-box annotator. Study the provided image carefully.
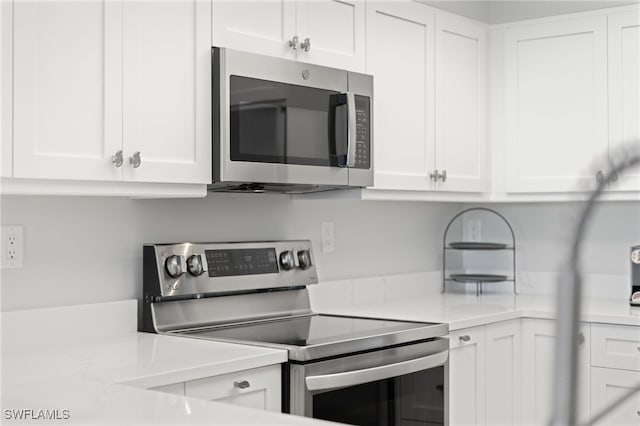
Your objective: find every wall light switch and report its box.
[321,222,335,253]
[465,219,482,242]
[1,225,24,268]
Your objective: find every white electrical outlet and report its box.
[321,222,335,253]
[1,225,24,268]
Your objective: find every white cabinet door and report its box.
[435,13,487,193]
[122,0,211,184]
[522,319,591,425]
[608,10,640,192]
[449,326,486,426]
[185,365,281,412]
[12,0,123,181]
[366,1,435,191]
[212,1,296,60]
[591,367,640,426]
[504,16,608,193]
[1,0,12,178]
[295,0,365,72]
[485,320,521,425]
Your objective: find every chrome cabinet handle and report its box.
[430,169,439,182]
[111,150,123,168]
[234,380,250,389]
[577,332,585,345]
[300,37,311,52]
[596,170,605,183]
[440,170,447,182]
[459,335,471,342]
[129,151,141,168]
[289,36,299,50]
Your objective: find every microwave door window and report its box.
[230,76,337,167]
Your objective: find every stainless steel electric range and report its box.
[140,240,449,425]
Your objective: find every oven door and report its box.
[214,47,371,187]
[288,338,449,426]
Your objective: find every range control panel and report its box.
[205,248,279,277]
[144,240,317,298]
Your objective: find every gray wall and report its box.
[1,195,637,311]
[0,194,458,311]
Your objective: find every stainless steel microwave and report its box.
[210,47,373,193]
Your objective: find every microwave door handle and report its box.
[305,350,448,392]
[345,92,357,168]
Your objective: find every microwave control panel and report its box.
[354,95,371,169]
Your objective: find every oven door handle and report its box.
[305,350,448,392]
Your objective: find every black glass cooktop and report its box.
[177,314,444,360]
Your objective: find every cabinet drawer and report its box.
[185,364,281,412]
[592,324,640,371]
[149,382,185,395]
[449,326,485,350]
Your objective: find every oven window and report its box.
[312,367,445,426]
[230,76,341,167]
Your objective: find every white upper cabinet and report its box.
[295,0,365,71]
[212,0,365,72]
[122,0,211,184]
[435,12,487,193]
[212,1,296,60]
[366,3,488,194]
[12,0,123,181]
[1,0,13,178]
[366,1,435,191]
[10,0,211,186]
[504,15,609,193]
[608,10,640,192]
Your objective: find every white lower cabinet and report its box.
[590,323,640,425]
[185,365,281,412]
[521,319,591,426]
[485,320,521,425]
[150,364,282,413]
[591,368,640,425]
[449,326,486,426]
[449,320,521,426]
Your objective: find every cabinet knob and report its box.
[577,332,585,345]
[129,151,141,168]
[636,346,640,352]
[289,36,299,50]
[430,169,439,182]
[111,150,123,168]
[440,170,447,182]
[596,170,604,184]
[611,171,618,182]
[459,335,471,342]
[234,380,250,389]
[300,37,311,52]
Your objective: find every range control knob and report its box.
[279,250,296,271]
[297,250,312,270]
[187,254,207,276]
[165,255,186,278]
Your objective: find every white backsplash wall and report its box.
[460,202,640,298]
[0,194,459,311]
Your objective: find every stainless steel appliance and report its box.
[141,240,449,425]
[211,47,373,193]
[630,245,640,307]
